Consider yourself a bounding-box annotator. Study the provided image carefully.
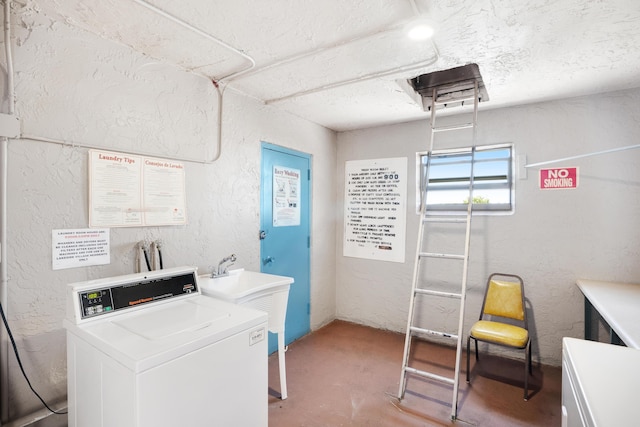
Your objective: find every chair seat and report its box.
[470,320,529,348]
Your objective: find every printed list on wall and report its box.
[273,165,301,227]
[89,149,187,227]
[343,157,407,263]
[52,228,110,270]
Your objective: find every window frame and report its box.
[415,143,515,215]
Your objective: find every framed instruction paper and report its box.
[142,158,187,225]
[273,165,301,227]
[89,150,187,227]
[343,157,407,263]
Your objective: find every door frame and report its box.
[260,141,312,351]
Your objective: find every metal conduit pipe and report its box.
[21,78,223,164]
[0,136,7,427]
[2,0,14,423]
[236,24,411,81]
[260,0,439,105]
[266,39,440,104]
[0,0,258,417]
[0,0,429,423]
[233,0,430,85]
[22,0,256,166]
[3,0,12,115]
[131,0,255,82]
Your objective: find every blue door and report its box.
[260,142,311,353]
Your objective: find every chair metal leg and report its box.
[466,335,471,383]
[474,337,479,361]
[524,341,530,401]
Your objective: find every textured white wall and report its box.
[2,4,336,422]
[336,89,640,367]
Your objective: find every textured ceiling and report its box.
[32,0,640,131]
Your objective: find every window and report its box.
[417,144,514,213]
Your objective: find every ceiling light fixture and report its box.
[405,17,435,40]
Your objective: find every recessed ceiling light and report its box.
[405,18,435,40]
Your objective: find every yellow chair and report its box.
[466,273,532,400]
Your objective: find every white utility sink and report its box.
[198,269,293,304]
[197,268,293,400]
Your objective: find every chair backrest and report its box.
[480,274,526,324]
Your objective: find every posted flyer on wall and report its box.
[343,157,407,263]
[52,228,110,270]
[89,149,187,227]
[273,165,301,227]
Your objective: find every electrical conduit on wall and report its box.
[21,0,259,165]
[1,0,14,422]
[0,0,258,425]
[1,0,436,424]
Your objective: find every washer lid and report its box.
[113,299,229,340]
[65,296,267,372]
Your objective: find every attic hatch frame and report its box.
[408,63,489,111]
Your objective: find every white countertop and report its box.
[563,337,640,426]
[576,279,640,349]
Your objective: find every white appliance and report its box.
[64,266,268,427]
[562,337,640,427]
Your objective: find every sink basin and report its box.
[198,268,294,400]
[197,269,293,304]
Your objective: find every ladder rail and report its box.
[398,131,434,399]
[450,80,479,416]
[398,80,480,421]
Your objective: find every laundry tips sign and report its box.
[539,167,579,189]
[343,157,407,263]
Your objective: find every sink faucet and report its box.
[213,254,237,277]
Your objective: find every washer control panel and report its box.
[79,289,114,317]
[78,271,198,319]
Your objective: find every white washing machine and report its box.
[64,266,268,427]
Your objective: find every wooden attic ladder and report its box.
[398,66,485,421]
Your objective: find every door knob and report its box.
[263,256,275,265]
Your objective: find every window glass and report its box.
[418,145,513,213]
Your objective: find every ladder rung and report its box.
[404,366,455,385]
[434,94,478,106]
[432,123,473,133]
[419,252,465,260]
[415,288,462,299]
[410,326,458,340]
[423,216,467,224]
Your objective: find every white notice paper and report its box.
[273,165,301,227]
[52,228,110,270]
[89,151,143,227]
[343,157,407,263]
[89,149,187,227]
[143,158,187,226]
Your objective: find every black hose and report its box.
[142,246,151,271]
[0,302,67,415]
